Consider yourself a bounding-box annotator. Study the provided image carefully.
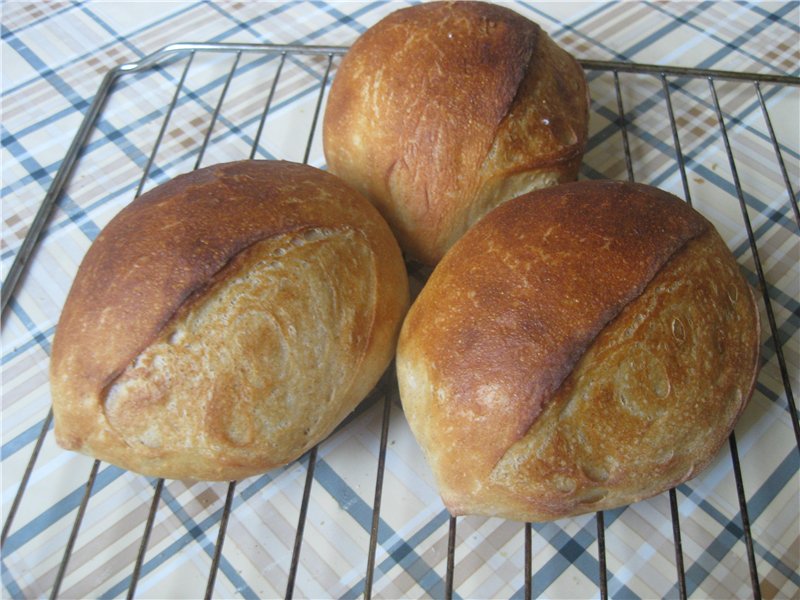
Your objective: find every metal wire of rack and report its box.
[1,42,798,599]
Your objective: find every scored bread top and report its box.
[487,228,759,519]
[53,161,384,407]
[50,160,409,479]
[323,1,588,264]
[396,180,760,519]
[400,181,708,461]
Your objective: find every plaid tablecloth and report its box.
[2,2,798,598]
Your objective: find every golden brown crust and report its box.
[323,1,589,264]
[50,160,409,480]
[396,180,760,521]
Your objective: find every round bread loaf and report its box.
[397,180,760,521]
[323,1,589,265]
[50,160,409,481]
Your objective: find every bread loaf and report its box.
[50,160,409,481]
[396,180,760,521]
[323,0,589,265]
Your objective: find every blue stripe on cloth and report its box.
[0,325,54,367]
[750,1,800,32]
[2,463,126,556]
[338,519,454,595]
[0,1,81,39]
[505,511,638,599]
[2,103,90,162]
[7,299,51,357]
[0,25,91,115]
[313,457,452,599]
[1,0,332,205]
[648,1,794,75]
[625,1,715,60]
[1,555,24,599]
[1,195,99,264]
[1,73,317,278]
[2,54,280,260]
[576,3,800,164]
[3,171,140,264]
[518,0,630,62]
[0,129,51,185]
[695,2,800,76]
[587,90,800,237]
[671,444,800,596]
[92,120,156,183]
[587,76,800,169]
[1,51,331,265]
[1,180,125,263]
[3,49,332,274]
[309,0,375,36]
[368,509,455,600]
[53,192,102,242]
[676,160,796,244]
[0,105,85,165]
[649,156,800,255]
[205,0,293,40]
[1,123,101,243]
[676,498,747,597]
[754,380,796,414]
[98,468,286,598]
[527,525,602,598]
[307,0,404,38]
[77,4,144,65]
[1,414,51,461]
[746,450,800,586]
[0,2,197,98]
[204,1,301,46]
[0,43,325,206]
[98,480,257,600]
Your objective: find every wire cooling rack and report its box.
[1,42,798,599]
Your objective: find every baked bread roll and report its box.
[397,180,760,521]
[50,160,409,481]
[323,0,589,265]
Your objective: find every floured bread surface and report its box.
[396,180,760,522]
[51,160,409,481]
[323,1,589,265]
